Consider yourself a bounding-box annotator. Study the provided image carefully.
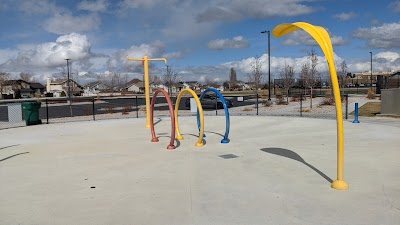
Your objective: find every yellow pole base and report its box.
[177,135,184,140]
[195,142,204,147]
[146,124,150,128]
[331,180,349,190]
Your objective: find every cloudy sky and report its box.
[1,0,400,84]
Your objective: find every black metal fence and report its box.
[1,93,353,130]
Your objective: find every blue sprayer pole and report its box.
[352,102,360,123]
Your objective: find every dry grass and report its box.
[242,107,253,111]
[300,108,311,113]
[350,102,381,117]
[367,89,376,99]
[122,105,132,115]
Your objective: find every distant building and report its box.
[83,82,110,96]
[2,79,45,99]
[46,78,83,97]
[123,79,146,93]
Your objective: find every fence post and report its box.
[136,95,138,118]
[300,91,303,117]
[92,97,95,121]
[215,95,218,116]
[256,93,259,116]
[46,98,49,124]
[345,94,348,120]
[352,102,360,123]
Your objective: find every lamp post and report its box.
[65,58,71,100]
[65,58,72,117]
[369,52,373,90]
[261,30,271,101]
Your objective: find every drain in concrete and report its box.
[219,154,239,159]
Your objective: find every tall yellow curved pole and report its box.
[273,22,349,190]
[127,55,167,128]
[175,88,205,147]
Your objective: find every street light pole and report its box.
[261,30,271,101]
[369,52,373,90]
[65,58,71,100]
[65,58,72,117]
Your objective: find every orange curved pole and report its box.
[150,88,176,150]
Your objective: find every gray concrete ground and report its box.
[0,116,399,225]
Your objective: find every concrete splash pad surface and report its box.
[0,116,399,225]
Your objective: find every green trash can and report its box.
[22,102,42,126]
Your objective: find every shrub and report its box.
[367,89,376,99]
[319,90,335,106]
[290,95,305,102]
[60,91,66,97]
[106,106,116,114]
[275,94,287,105]
[262,100,272,107]
[122,105,132,115]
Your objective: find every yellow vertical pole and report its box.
[127,55,167,128]
[143,55,151,128]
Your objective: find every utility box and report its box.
[8,103,23,123]
[190,98,198,112]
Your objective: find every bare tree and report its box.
[151,75,162,85]
[204,76,220,88]
[162,66,179,95]
[20,72,37,82]
[97,71,127,92]
[280,62,296,104]
[0,71,11,98]
[303,48,319,109]
[247,55,263,95]
[338,60,347,96]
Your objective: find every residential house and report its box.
[2,79,45,99]
[184,81,201,91]
[46,78,83,97]
[124,79,146,93]
[83,82,110,96]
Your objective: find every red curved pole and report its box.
[150,89,176,150]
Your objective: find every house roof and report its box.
[50,79,68,84]
[84,81,99,87]
[50,79,83,88]
[30,82,45,89]
[3,79,30,86]
[125,79,144,88]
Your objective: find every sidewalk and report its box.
[1,116,399,225]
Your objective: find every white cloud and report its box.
[119,0,182,9]
[208,36,250,50]
[196,0,316,22]
[43,13,101,34]
[333,12,356,21]
[162,50,189,59]
[107,41,166,71]
[0,49,19,64]
[78,0,109,12]
[281,30,348,46]
[0,33,92,71]
[371,19,381,25]
[389,1,400,12]
[19,0,61,14]
[353,22,400,48]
